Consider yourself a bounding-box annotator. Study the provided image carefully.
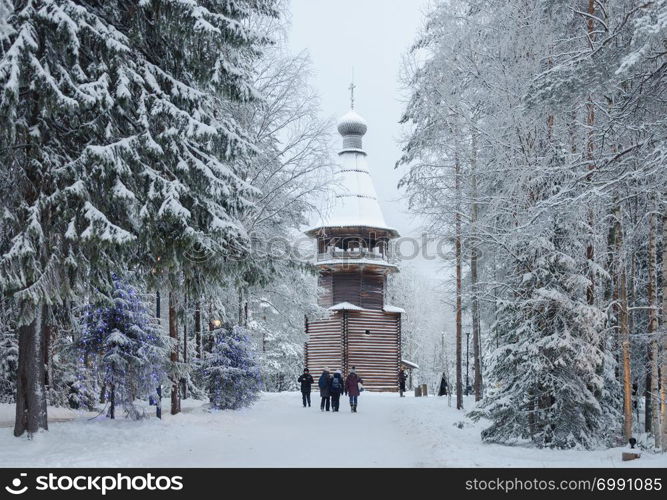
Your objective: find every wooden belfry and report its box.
[304,95,403,391]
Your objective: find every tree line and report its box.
[0,0,331,437]
[399,0,667,450]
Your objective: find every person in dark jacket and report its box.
[438,372,449,396]
[344,366,362,413]
[330,369,344,412]
[398,368,407,397]
[297,368,314,407]
[318,367,332,412]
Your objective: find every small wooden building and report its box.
[304,103,403,391]
[400,359,419,389]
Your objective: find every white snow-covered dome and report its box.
[337,110,368,150]
[306,106,399,238]
[337,110,368,137]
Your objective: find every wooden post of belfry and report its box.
[415,386,422,397]
[421,384,428,397]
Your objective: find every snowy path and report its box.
[1,393,666,468]
[0,393,424,468]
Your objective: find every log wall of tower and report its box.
[305,309,401,391]
[318,269,385,310]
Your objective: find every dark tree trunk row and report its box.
[169,291,181,415]
[14,302,48,437]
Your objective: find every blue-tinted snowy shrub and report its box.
[201,324,262,410]
[80,277,169,419]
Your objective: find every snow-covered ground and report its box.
[0,405,99,429]
[1,393,665,468]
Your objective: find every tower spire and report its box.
[349,69,355,110]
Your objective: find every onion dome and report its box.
[305,100,399,239]
[337,110,368,150]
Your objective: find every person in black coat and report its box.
[297,368,314,407]
[318,367,331,412]
[329,370,344,412]
[398,368,407,397]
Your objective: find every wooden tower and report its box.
[304,98,403,391]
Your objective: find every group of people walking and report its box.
[297,366,363,413]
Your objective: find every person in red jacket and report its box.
[344,366,363,413]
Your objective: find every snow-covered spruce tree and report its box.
[0,321,18,404]
[469,223,618,449]
[201,323,261,409]
[399,0,637,447]
[80,277,169,419]
[118,0,277,416]
[0,0,146,437]
[0,0,276,434]
[201,10,331,391]
[46,322,99,411]
[0,1,10,34]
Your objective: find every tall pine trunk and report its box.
[155,291,163,419]
[43,315,52,389]
[455,153,463,410]
[108,384,116,419]
[470,127,482,401]
[646,209,660,443]
[182,321,188,400]
[14,301,48,437]
[14,26,49,439]
[615,206,632,441]
[195,300,202,359]
[585,0,596,307]
[169,291,181,415]
[660,213,667,450]
[238,286,248,327]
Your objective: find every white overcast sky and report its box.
[287,0,441,278]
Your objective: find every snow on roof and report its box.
[401,359,419,369]
[306,109,399,238]
[383,305,405,314]
[337,110,368,136]
[309,152,398,234]
[329,302,365,311]
[316,258,398,269]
